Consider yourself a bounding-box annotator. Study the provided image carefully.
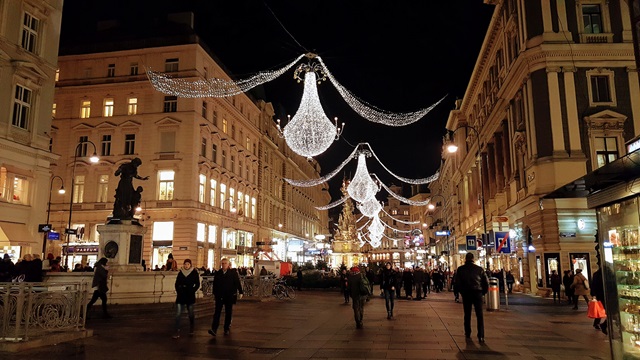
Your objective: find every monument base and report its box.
[97,221,146,272]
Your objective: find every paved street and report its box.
[3,290,610,360]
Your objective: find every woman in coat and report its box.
[381,262,397,319]
[570,268,590,310]
[562,270,574,304]
[550,270,561,303]
[173,259,200,338]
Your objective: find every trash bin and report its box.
[487,277,500,311]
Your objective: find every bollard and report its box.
[486,277,500,311]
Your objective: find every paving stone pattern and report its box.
[2,291,610,359]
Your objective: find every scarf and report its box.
[180,267,194,277]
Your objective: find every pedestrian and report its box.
[0,254,15,281]
[550,270,561,303]
[424,269,431,296]
[591,268,607,335]
[166,253,177,271]
[506,271,515,293]
[366,267,375,294]
[381,262,396,319]
[173,259,200,339]
[570,268,590,310]
[260,266,268,276]
[86,257,111,319]
[402,267,413,299]
[340,269,350,304]
[141,259,147,272]
[297,268,303,291]
[394,267,402,298]
[413,267,425,300]
[348,266,367,328]
[452,270,459,302]
[209,258,243,336]
[562,270,574,304]
[455,252,489,343]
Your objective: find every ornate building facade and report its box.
[440,0,640,294]
[0,0,63,260]
[49,15,329,269]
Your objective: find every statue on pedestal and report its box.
[113,158,148,220]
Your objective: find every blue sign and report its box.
[494,231,511,253]
[47,232,60,240]
[466,235,477,251]
[435,230,450,236]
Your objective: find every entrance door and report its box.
[570,253,591,280]
[544,253,561,288]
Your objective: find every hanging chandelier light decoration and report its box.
[371,174,432,206]
[147,54,305,98]
[357,197,382,218]
[368,215,384,238]
[277,67,344,158]
[316,56,445,126]
[347,151,379,203]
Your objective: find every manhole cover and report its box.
[252,348,285,355]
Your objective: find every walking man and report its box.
[209,258,243,336]
[86,257,111,319]
[455,253,489,343]
[348,266,368,328]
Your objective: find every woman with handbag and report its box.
[570,268,590,310]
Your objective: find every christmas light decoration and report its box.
[381,220,413,233]
[284,146,359,187]
[372,174,432,206]
[347,153,379,203]
[365,143,440,185]
[357,197,382,218]
[316,56,445,126]
[278,71,343,158]
[147,55,305,98]
[314,196,347,210]
[368,215,384,238]
[380,208,420,225]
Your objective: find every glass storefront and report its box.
[0,246,21,262]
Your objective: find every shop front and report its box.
[63,244,99,268]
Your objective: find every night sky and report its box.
[60,1,495,202]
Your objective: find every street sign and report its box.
[47,232,60,240]
[65,228,77,235]
[466,235,477,251]
[38,224,52,232]
[494,231,511,253]
[435,230,450,236]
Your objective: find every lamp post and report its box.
[445,124,489,270]
[65,140,99,270]
[43,176,65,257]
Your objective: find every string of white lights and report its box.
[284,146,359,187]
[357,197,382,218]
[372,174,432,206]
[316,56,445,126]
[358,218,372,232]
[356,214,366,223]
[146,55,305,98]
[380,220,413,233]
[379,231,407,242]
[314,196,348,210]
[380,208,420,225]
[364,143,440,185]
[347,154,379,203]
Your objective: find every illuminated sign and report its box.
[435,230,450,236]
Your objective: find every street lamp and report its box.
[65,140,99,270]
[43,175,65,256]
[444,124,489,269]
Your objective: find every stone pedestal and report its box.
[97,221,146,272]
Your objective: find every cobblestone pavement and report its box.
[3,290,610,359]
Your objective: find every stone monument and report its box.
[97,158,148,271]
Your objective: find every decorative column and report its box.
[563,67,582,155]
[628,67,640,135]
[546,68,566,156]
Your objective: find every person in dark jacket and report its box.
[366,268,375,294]
[402,268,414,299]
[381,262,396,319]
[173,259,200,338]
[413,267,425,300]
[452,270,459,302]
[550,270,561,303]
[297,268,303,290]
[86,257,111,319]
[0,254,15,281]
[591,268,607,334]
[209,258,243,336]
[562,270,574,304]
[394,267,402,298]
[455,252,489,343]
[348,266,367,328]
[340,269,350,304]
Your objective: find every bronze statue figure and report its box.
[113,158,148,220]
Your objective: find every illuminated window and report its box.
[208,225,217,243]
[220,183,226,209]
[72,175,85,203]
[0,167,7,201]
[52,103,56,119]
[12,85,31,129]
[97,175,109,202]
[152,221,174,241]
[55,69,60,82]
[197,223,205,242]
[251,197,256,219]
[199,174,206,203]
[229,188,235,210]
[80,100,91,118]
[103,98,114,117]
[127,97,137,115]
[244,194,249,217]
[594,137,619,168]
[222,119,228,133]
[582,4,603,34]
[210,179,217,206]
[158,170,175,200]
[246,137,251,151]
[12,176,29,205]
[238,191,243,214]
[21,12,39,53]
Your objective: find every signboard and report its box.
[466,235,477,251]
[38,224,52,232]
[492,216,510,223]
[494,231,511,253]
[65,228,77,235]
[435,230,450,236]
[65,245,99,253]
[47,232,60,240]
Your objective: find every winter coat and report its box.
[175,267,200,305]
[591,269,605,301]
[212,268,243,302]
[413,269,425,284]
[550,274,561,292]
[381,269,397,291]
[571,273,589,296]
[455,261,489,294]
[348,272,366,300]
[92,263,109,293]
[402,271,413,288]
[563,274,574,296]
[0,259,15,281]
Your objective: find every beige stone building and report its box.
[49,17,329,270]
[440,0,640,294]
[0,0,63,261]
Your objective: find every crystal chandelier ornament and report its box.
[357,197,382,218]
[368,215,384,238]
[347,152,379,203]
[277,70,344,158]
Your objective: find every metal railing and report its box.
[201,275,277,298]
[0,282,89,342]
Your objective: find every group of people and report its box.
[0,253,65,282]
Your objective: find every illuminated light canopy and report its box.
[357,197,382,218]
[285,146,359,187]
[347,153,379,203]
[279,71,343,158]
[147,55,305,98]
[372,174,432,206]
[314,196,348,211]
[368,215,384,237]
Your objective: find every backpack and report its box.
[359,273,372,296]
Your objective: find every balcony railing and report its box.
[579,33,613,44]
[0,282,88,342]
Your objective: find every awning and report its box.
[0,221,32,244]
[542,149,640,200]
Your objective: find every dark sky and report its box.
[60,1,495,202]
